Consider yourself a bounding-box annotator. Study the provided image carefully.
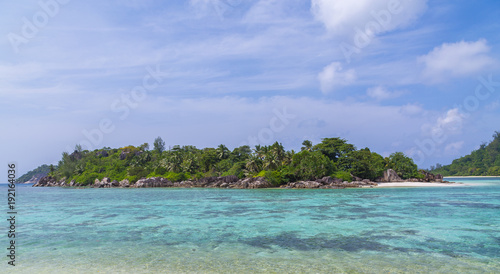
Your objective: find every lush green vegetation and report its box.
[17,164,52,183]
[49,137,420,186]
[433,131,500,176]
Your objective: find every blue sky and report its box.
[1,0,500,175]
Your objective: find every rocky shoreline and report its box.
[33,169,452,189]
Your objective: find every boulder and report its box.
[303,181,322,188]
[96,150,109,157]
[133,177,173,188]
[353,175,363,181]
[383,169,403,182]
[418,170,444,182]
[435,174,443,183]
[317,176,333,184]
[119,179,130,187]
[69,150,83,161]
[232,177,272,189]
[119,151,128,160]
[34,176,64,187]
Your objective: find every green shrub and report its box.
[127,166,148,179]
[332,171,352,182]
[222,161,246,178]
[74,172,102,186]
[415,172,425,179]
[164,172,188,182]
[255,170,285,187]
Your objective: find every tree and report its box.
[216,144,230,160]
[153,137,165,154]
[313,137,356,164]
[349,148,385,180]
[139,143,150,151]
[230,145,251,162]
[245,154,262,174]
[301,140,313,151]
[386,152,418,179]
[289,150,335,180]
[200,148,218,173]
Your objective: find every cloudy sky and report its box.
[1,0,499,175]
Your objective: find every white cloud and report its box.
[418,39,495,83]
[311,0,427,36]
[318,62,356,93]
[429,108,464,137]
[367,86,403,100]
[444,141,464,155]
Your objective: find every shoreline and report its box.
[375,182,464,188]
[444,176,500,178]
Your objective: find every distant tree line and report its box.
[434,131,500,176]
[16,164,52,183]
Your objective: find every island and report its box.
[32,137,452,189]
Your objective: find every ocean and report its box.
[3,178,500,273]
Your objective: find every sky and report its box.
[1,0,500,175]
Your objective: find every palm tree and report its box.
[254,145,264,160]
[245,154,261,174]
[283,150,295,165]
[263,153,278,170]
[301,140,313,151]
[216,144,230,160]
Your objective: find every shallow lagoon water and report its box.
[4,178,500,273]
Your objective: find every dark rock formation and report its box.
[96,150,109,157]
[69,150,83,161]
[383,169,403,182]
[33,176,66,187]
[280,176,377,189]
[133,177,174,188]
[89,175,270,189]
[119,151,128,160]
[33,170,452,189]
[419,170,444,182]
[119,179,130,187]
[23,174,46,184]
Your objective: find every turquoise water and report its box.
[3,178,500,273]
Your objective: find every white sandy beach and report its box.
[376,182,464,188]
[444,176,500,178]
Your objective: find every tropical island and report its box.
[432,131,500,176]
[31,137,452,189]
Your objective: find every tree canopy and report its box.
[153,136,165,154]
[434,131,500,176]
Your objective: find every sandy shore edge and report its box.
[444,176,500,178]
[375,182,464,188]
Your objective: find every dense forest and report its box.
[433,132,500,176]
[16,164,51,183]
[46,137,422,186]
